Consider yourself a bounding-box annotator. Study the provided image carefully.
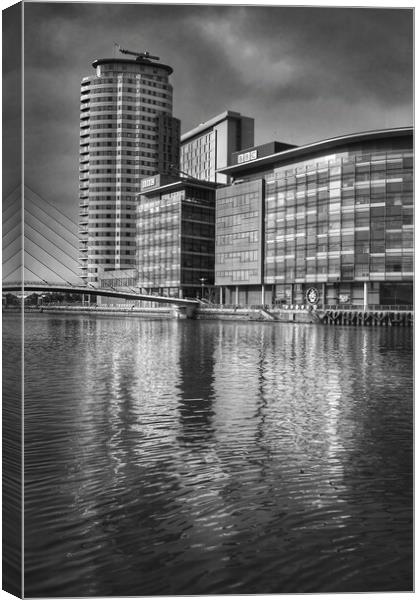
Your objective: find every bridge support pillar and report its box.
[363,282,368,311]
[172,305,197,319]
[83,293,93,306]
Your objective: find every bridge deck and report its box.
[2,283,199,306]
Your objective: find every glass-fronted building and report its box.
[216,128,413,308]
[137,175,218,298]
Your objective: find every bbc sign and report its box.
[141,176,156,190]
[237,150,258,164]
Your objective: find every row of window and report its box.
[267,249,413,262]
[89,232,135,237]
[88,258,136,265]
[93,85,170,100]
[88,222,134,228]
[85,75,167,88]
[85,198,136,205]
[85,178,137,185]
[87,117,158,132]
[89,241,136,246]
[267,223,412,237]
[181,255,214,269]
[88,124,158,136]
[216,230,259,245]
[182,223,214,238]
[270,168,411,188]
[100,278,137,287]
[139,245,178,255]
[81,104,116,113]
[182,240,214,253]
[89,250,133,255]
[217,211,259,229]
[217,192,260,208]
[84,132,158,147]
[265,266,413,279]
[138,205,179,216]
[181,206,214,223]
[83,142,158,155]
[137,231,178,242]
[88,203,135,209]
[216,269,259,281]
[85,213,135,219]
[84,84,170,101]
[87,187,138,192]
[99,66,168,80]
[86,98,171,115]
[272,151,412,179]
[266,239,412,252]
[216,250,259,263]
[137,223,179,235]
[268,183,412,202]
[85,160,136,166]
[87,169,142,175]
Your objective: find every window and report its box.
[341,265,354,280]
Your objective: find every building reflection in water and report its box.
[176,322,216,449]
[22,314,413,595]
[45,317,191,596]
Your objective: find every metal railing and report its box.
[321,304,413,311]
[197,302,414,312]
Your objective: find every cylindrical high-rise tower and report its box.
[78,52,180,283]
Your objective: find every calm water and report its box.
[4,313,413,595]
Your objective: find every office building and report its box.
[215,128,413,308]
[78,50,180,283]
[180,110,254,184]
[137,174,218,299]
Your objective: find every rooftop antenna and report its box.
[116,43,160,62]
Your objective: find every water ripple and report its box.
[2,314,412,595]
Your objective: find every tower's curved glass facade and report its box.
[79,57,180,283]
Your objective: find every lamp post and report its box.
[199,277,206,300]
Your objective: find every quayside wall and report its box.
[9,305,413,326]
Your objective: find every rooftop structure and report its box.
[180,110,254,184]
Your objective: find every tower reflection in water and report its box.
[21,314,412,595]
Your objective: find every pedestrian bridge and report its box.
[2,187,197,308]
[2,281,199,307]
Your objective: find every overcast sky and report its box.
[15,2,414,221]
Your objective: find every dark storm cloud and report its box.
[21,2,413,221]
[3,2,22,197]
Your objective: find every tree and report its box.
[25,293,39,306]
[3,293,20,307]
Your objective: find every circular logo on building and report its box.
[306,287,319,305]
